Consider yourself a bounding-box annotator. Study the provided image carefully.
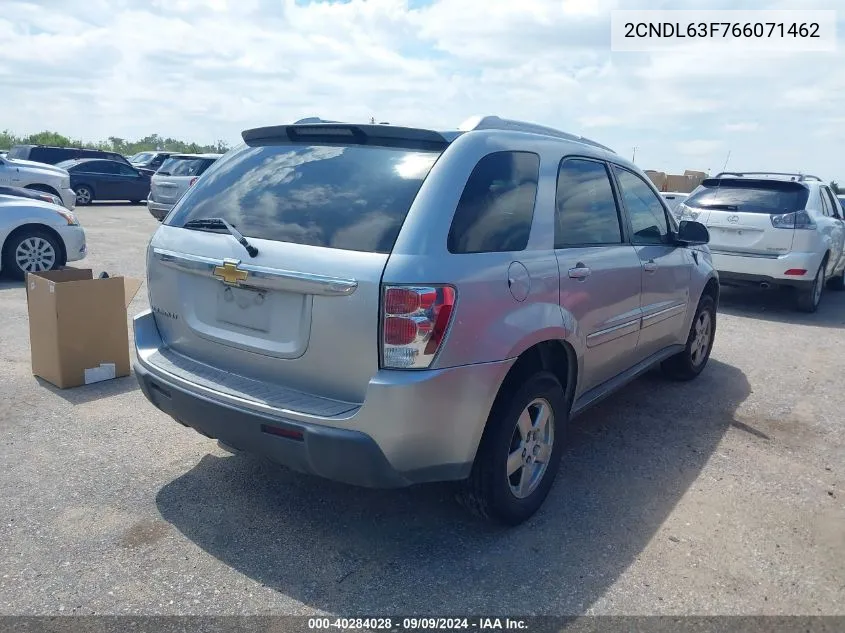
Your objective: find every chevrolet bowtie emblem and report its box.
[212,259,248,285]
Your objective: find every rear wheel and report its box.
[457,371,566,525]
[826,269,845,291]
[2,228,62,281]
[661,294,716,381]
[75,185,93,206]
[796,262,825,312]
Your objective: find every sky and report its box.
[1,0,843,178]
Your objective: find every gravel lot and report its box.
[1,203,843,616]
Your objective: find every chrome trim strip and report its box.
[152,247,358,296]
[641,303,686,328]
[586,318,641,348]
[709,249,781,260]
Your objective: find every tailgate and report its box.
[683,178,808,256]
[147,135,442,405]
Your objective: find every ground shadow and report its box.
[36,373,139,405]
[717,286,845,328]
[0,279,25,290]
[156,359,749,615]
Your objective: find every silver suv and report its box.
[134,116,718,524]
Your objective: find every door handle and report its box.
[643,260,658,273]
[568,265,591,279]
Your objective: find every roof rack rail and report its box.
[713,171,823,182]
[458,115,616,153]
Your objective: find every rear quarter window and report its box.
[447,151,540,254]
[166,143,441,254]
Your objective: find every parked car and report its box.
[147,153,221,220]
[55,158,151,206]
[7,145,131,166]
[133,116,718,525]
[678,172,845,312]
[0,151,7,159]
[660,192,689,218]
[0,155,76,210]
[0,185,64,206]
[128,151,172,173]
[0,195,86,279]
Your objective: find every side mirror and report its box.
[676,220,709,245]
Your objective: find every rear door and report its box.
[150,139,442,404]
[681,178,808,257]
[554,157,642,392]
[81,160,119,199]
[612,165,691,360]
[820,186,845,275]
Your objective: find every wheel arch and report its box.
[25,183,61,198]
[1,223,67,271]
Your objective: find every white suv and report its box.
[0,155,76,210]
[678,172,845,312]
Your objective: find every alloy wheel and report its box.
[507,397,555,499]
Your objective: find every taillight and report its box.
[381,285,456,369]
[771,210,815,230]
[189,177,198,187]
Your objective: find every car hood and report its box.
[0,194,67,213]
[4,158,70,177]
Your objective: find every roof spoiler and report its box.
[241,123,452,151]
[713,171,822,182]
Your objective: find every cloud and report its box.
[0,0,843,179]
[724,122,760,133]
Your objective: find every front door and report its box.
[611,165,691,360]
[554,157,643,395]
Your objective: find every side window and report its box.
[117,163,138,176]
[822,187,842,219]
[555,158,622,247]
[447,151,540,254]
[613,166,670,245]
[86,161,116,174]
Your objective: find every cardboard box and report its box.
[26,268,143,389]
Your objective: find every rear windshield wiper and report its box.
[181,217,259,258]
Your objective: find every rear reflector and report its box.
[784,269,807,276]
[261,424,304,441]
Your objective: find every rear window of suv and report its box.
[685,179,810,214]
[158,156,215,177]
[165,143,441,254]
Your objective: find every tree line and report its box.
[0,130,230,156]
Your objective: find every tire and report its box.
[661,294,716,381]
[826,269,845,291]
[796,262,825,313]
[2,228,62,281]
[457,371,567,525]
[75,185,93,206]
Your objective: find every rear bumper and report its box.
[711,251,821,289]
[147,198,172,221]
[133,310,512,488]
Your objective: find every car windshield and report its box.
[685,180,809,214]
[129,152,154,163]
[165,143,441,253]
